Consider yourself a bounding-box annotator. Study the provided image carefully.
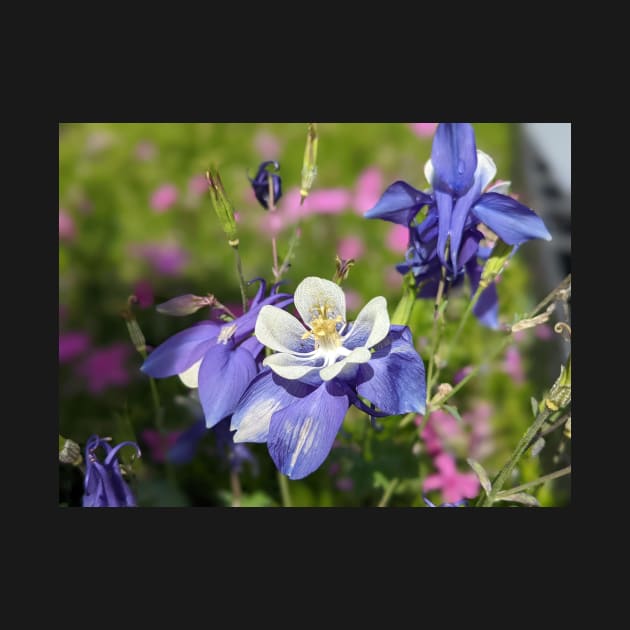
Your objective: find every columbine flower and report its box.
[249,161,283,210]
[141,279,292,428]
[366,122,552,328]
[82,436,141,507]
[231,277,426,480]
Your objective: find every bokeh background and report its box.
[59,122,571,507]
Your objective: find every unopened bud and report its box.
[207,167,238,244]
[59,435,82,466]
[545,354,571,411]
[300,123,318,205]
[333,255,355,284]
[156,294,214,316]
[123,315,146,355]
[430,383,453,406]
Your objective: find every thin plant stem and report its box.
[277,470,292,507]
[496,466,571,497]
[230,471,242,508]
[445,284,484,368]
[268,172,280,280]
[378,478,400,507]
[479,406,553,506]
[426,271,447,401]
[232,245,248,314]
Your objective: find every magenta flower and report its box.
[253,130,282,160]
[135,141,157,161]
[502,346,525,384]
[141,429,183,463]
[130,242,189,277]
[408,123,438,137]
[150,184,179,213]
[77,344,132,394]
[385,224,409,253]
[59,332,91,363]
[303,188,352,215]
[463,401,494,460]
[338,236,365,260]
[59,209,76,241]
[188,174,208,197]
[133,279,154,309]
[423,452,479,503]
[453,365,473,385]
[353,167,384,215]
[535,324,554,340]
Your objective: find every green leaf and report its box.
[391,274,416,326]
[372,471,389,490]
[467,458,492,496]
[495,492,540,507]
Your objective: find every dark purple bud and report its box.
[249,161,282,210]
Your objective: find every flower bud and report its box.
[59,435,82,466]
[300,123,318,205]
[206,167,238,245]
[249,161,282,210]
[156,294,214,316]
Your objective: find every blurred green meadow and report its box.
[59,123,569,507]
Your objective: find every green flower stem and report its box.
[230,471,242,508]
[378,478,400,507]
[232,244,249,314]
[479,406,553,506]
[444,283,484,369]
[495,465,571,497]
[426,272,447,402]
[276,223,301,281]
[277,470,292,507]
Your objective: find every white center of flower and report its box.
[218,323,238,344]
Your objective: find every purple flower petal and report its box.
[364,181,431,226]
[466,260,499,329]
[267,381,350,480]
[430,123,477,195]
[141,321,220,378]
[471,193,552,245]
[167,420,207,465]
[198,343,258,428]
[356,326,426,415]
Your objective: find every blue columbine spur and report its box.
[230,276,426,480]
[82,435,141,507]
[249,160,282,210]
[365,122,552,328]
[141,278,292,428]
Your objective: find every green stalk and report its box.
[277,471,292,507]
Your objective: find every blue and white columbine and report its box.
[231,277,426,480]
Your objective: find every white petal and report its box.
[178,359,201,388]
[424,158,435,187]
[294,277,346,326]
[263,352,322,380]
[319,347,371,382]
[255,305,313,354]
[486,180,511,195]
[342,296,390,350]
[474,150,497,192]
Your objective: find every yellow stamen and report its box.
[301,303,344,350]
